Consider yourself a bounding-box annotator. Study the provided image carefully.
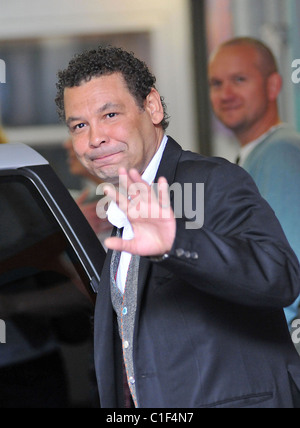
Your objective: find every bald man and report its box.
[209,37,300,329]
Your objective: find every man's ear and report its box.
[145,88,164,125]
[267,72,282,102]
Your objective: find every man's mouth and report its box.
[220,104,243,112]
[90,151,123,165]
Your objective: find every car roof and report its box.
[0,143,49,170]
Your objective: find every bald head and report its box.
[209,37,278,77]
[212,37,278,78]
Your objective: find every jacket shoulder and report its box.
[163,136,250,184]
[177,149,242,182]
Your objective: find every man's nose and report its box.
[89,125,109,147]
[220,82,235,100]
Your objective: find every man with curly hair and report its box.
[56,46,300,408]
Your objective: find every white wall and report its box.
[0,0,197,152]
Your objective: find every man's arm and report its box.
[104,164,300,309]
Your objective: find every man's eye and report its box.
[235,76,246,83]
[72,123,86,131]
[209,80,222,88]
[106,113,117,119]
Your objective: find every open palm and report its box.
[103,168,176,257]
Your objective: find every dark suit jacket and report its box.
[94,137,300,408]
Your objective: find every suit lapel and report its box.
[155,136,183,186]
[98,227,118,291]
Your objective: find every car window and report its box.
[0,174,91,297]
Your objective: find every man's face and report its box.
[208,45,270,136]
[64,73,163,184]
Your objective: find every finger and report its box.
[128,168,145,183]
[118,169,150,213]
[117,169,139,207]
[118,168,130,196]
[104,236,134,253]
[102,180,130,215]
[127,169,153,203]
[157,177,171,208]
[102,183,118,203]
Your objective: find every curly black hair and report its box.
[55,45,169,130]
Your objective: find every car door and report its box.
[0,143,107,304]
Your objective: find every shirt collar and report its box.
[238,124,287,166]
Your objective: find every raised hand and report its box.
[103,168,176,257]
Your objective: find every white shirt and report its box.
[107,135,168,293]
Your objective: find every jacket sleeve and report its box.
[161,161,300,309]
